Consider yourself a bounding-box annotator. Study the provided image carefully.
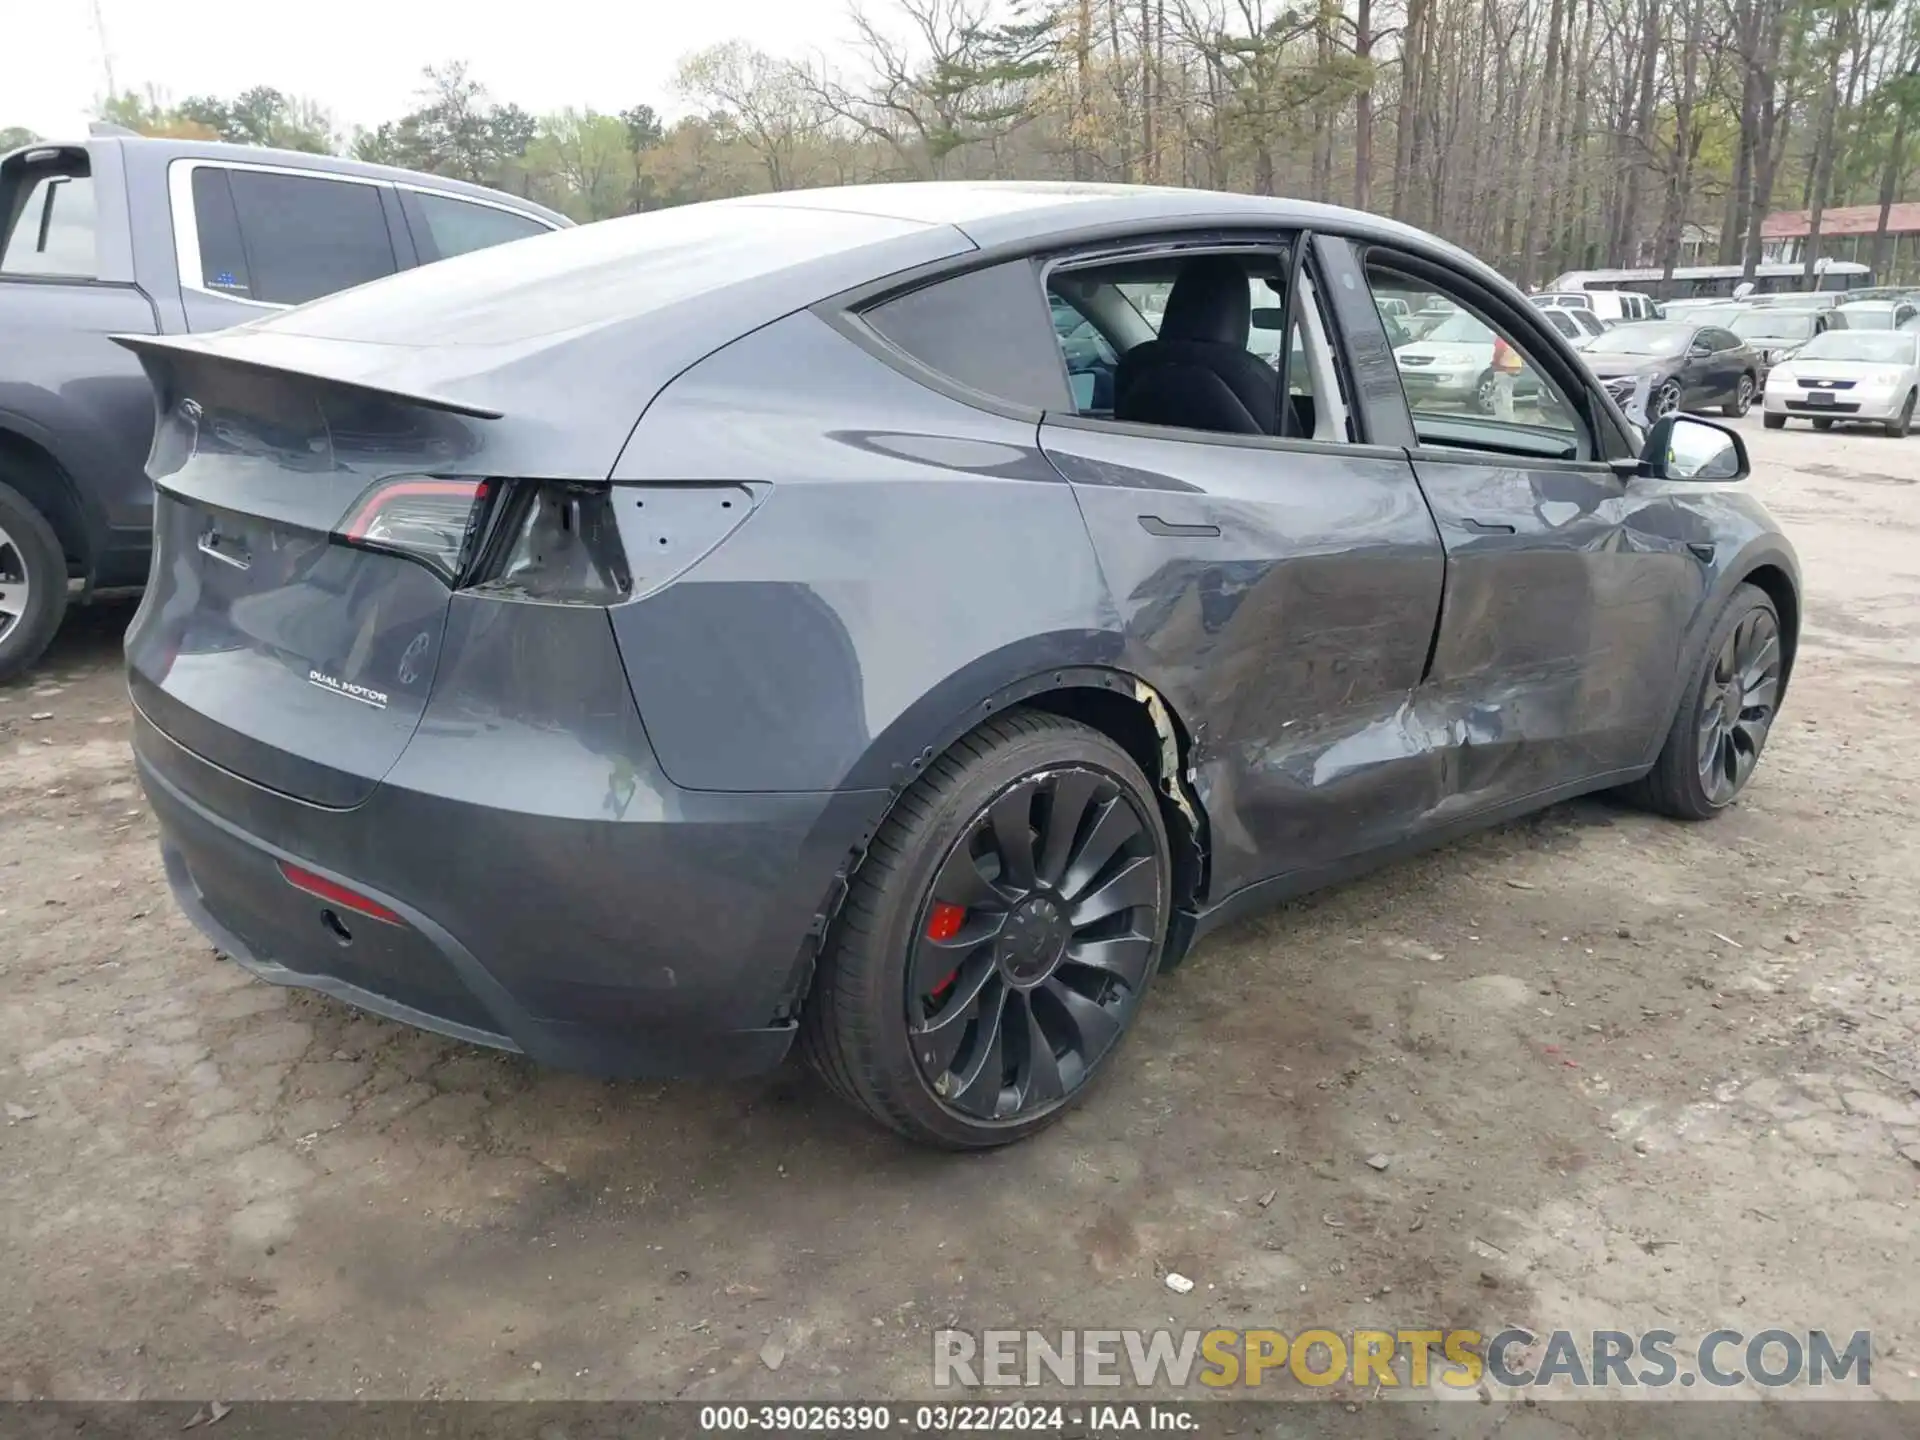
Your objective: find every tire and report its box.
[1473,371,1498,416]
[1723,373,1754,418]
[0,479,68,686]
[1650,379,1682,419]
[1762,412,1786,430]
[1887,390,1915,439]
[1620,584,1783,821]
[1812,416,1834,432]
[800,709,1173,1148]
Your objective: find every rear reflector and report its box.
[278,862,404,926]
[339,477,490,581]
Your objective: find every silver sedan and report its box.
[1763,329,1920,437]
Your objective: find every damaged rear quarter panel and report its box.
[606,309,1122,794]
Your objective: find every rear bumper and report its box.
[133,702,888,1081]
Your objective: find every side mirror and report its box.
[1688,341,1712,358]
[1641,414,1748,482]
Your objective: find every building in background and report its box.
[1761,203,1920,282]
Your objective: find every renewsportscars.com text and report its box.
[932,1327,1872,1390]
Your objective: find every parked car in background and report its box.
[0,130,569,680]
[1834,298,1919,332]
[1393,306,1544,412]
[1538,305,1610,349]
[1763,329,1920,436]
[1750,290,1848,311]
[1730,307,1831,382]
[1533,289,1658,323]
[1580,321,1760,418]
[117,182,1797,1147]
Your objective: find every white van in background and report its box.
[1532,289,1659,323]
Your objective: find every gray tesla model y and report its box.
[118,184,1798,1147]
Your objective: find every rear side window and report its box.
[2,169,95,277]
[409,191,551,260]
[189,168,250,295]
[861,260,1072,411]
[204,169,398,305]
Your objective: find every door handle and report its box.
[1461,517,1516,535]
[1139,516,1222,539]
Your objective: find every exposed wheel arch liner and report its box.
[1646,537,1800,770]
[833,654,1212,948]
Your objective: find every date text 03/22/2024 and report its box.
[697,1404,1196,1432]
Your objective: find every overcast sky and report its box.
[9,0,853,140]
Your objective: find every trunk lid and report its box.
[122,341,492,808]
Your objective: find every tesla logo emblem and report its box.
[396,632,431,686]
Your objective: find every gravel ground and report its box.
[1,416,1917,1407]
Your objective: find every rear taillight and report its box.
[338,477,491,581]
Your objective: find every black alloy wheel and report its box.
[1622,584,1783,820]
[906,767,1162,1121]
[801,710,1172,1148]
[1697,605,1782,806]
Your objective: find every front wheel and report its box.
[1762,412,1787,430]
[1621,584,1783,820]
[1724,373,1755,418]
[1650,379,1682,419]
[1887,390,1915,439]
[801,710,1172,1148]
[1812,416,1835,432]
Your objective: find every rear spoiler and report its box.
[110,332,505,420]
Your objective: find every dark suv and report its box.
[0,130,568,679]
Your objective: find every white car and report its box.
[1536,305,1609,349]
[1763,329,1920,436]
[1532,289,1658,322]
[1394,309,1507,411]
[1834,299,1919,331]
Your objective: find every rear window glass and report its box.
[204,169,398,306]
[411,192,551,259]
[189,167,251,295]
[2,169,95,277]
[225,170,398,305]
[863,260,1072,411]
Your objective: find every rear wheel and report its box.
[1887,390,1915,439]
[1812,416,1835,432]
[801,710,1171,1148]
[1724,373,1754,418]
[0,480,68,686]
[1621,584,1782,820]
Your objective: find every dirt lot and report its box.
[3,417,1918,1407]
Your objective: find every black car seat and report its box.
[1114,256,1279,435]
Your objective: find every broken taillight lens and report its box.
[338,477,491,581]
[479,482,632,603]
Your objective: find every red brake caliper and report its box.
[925,902,966,998]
